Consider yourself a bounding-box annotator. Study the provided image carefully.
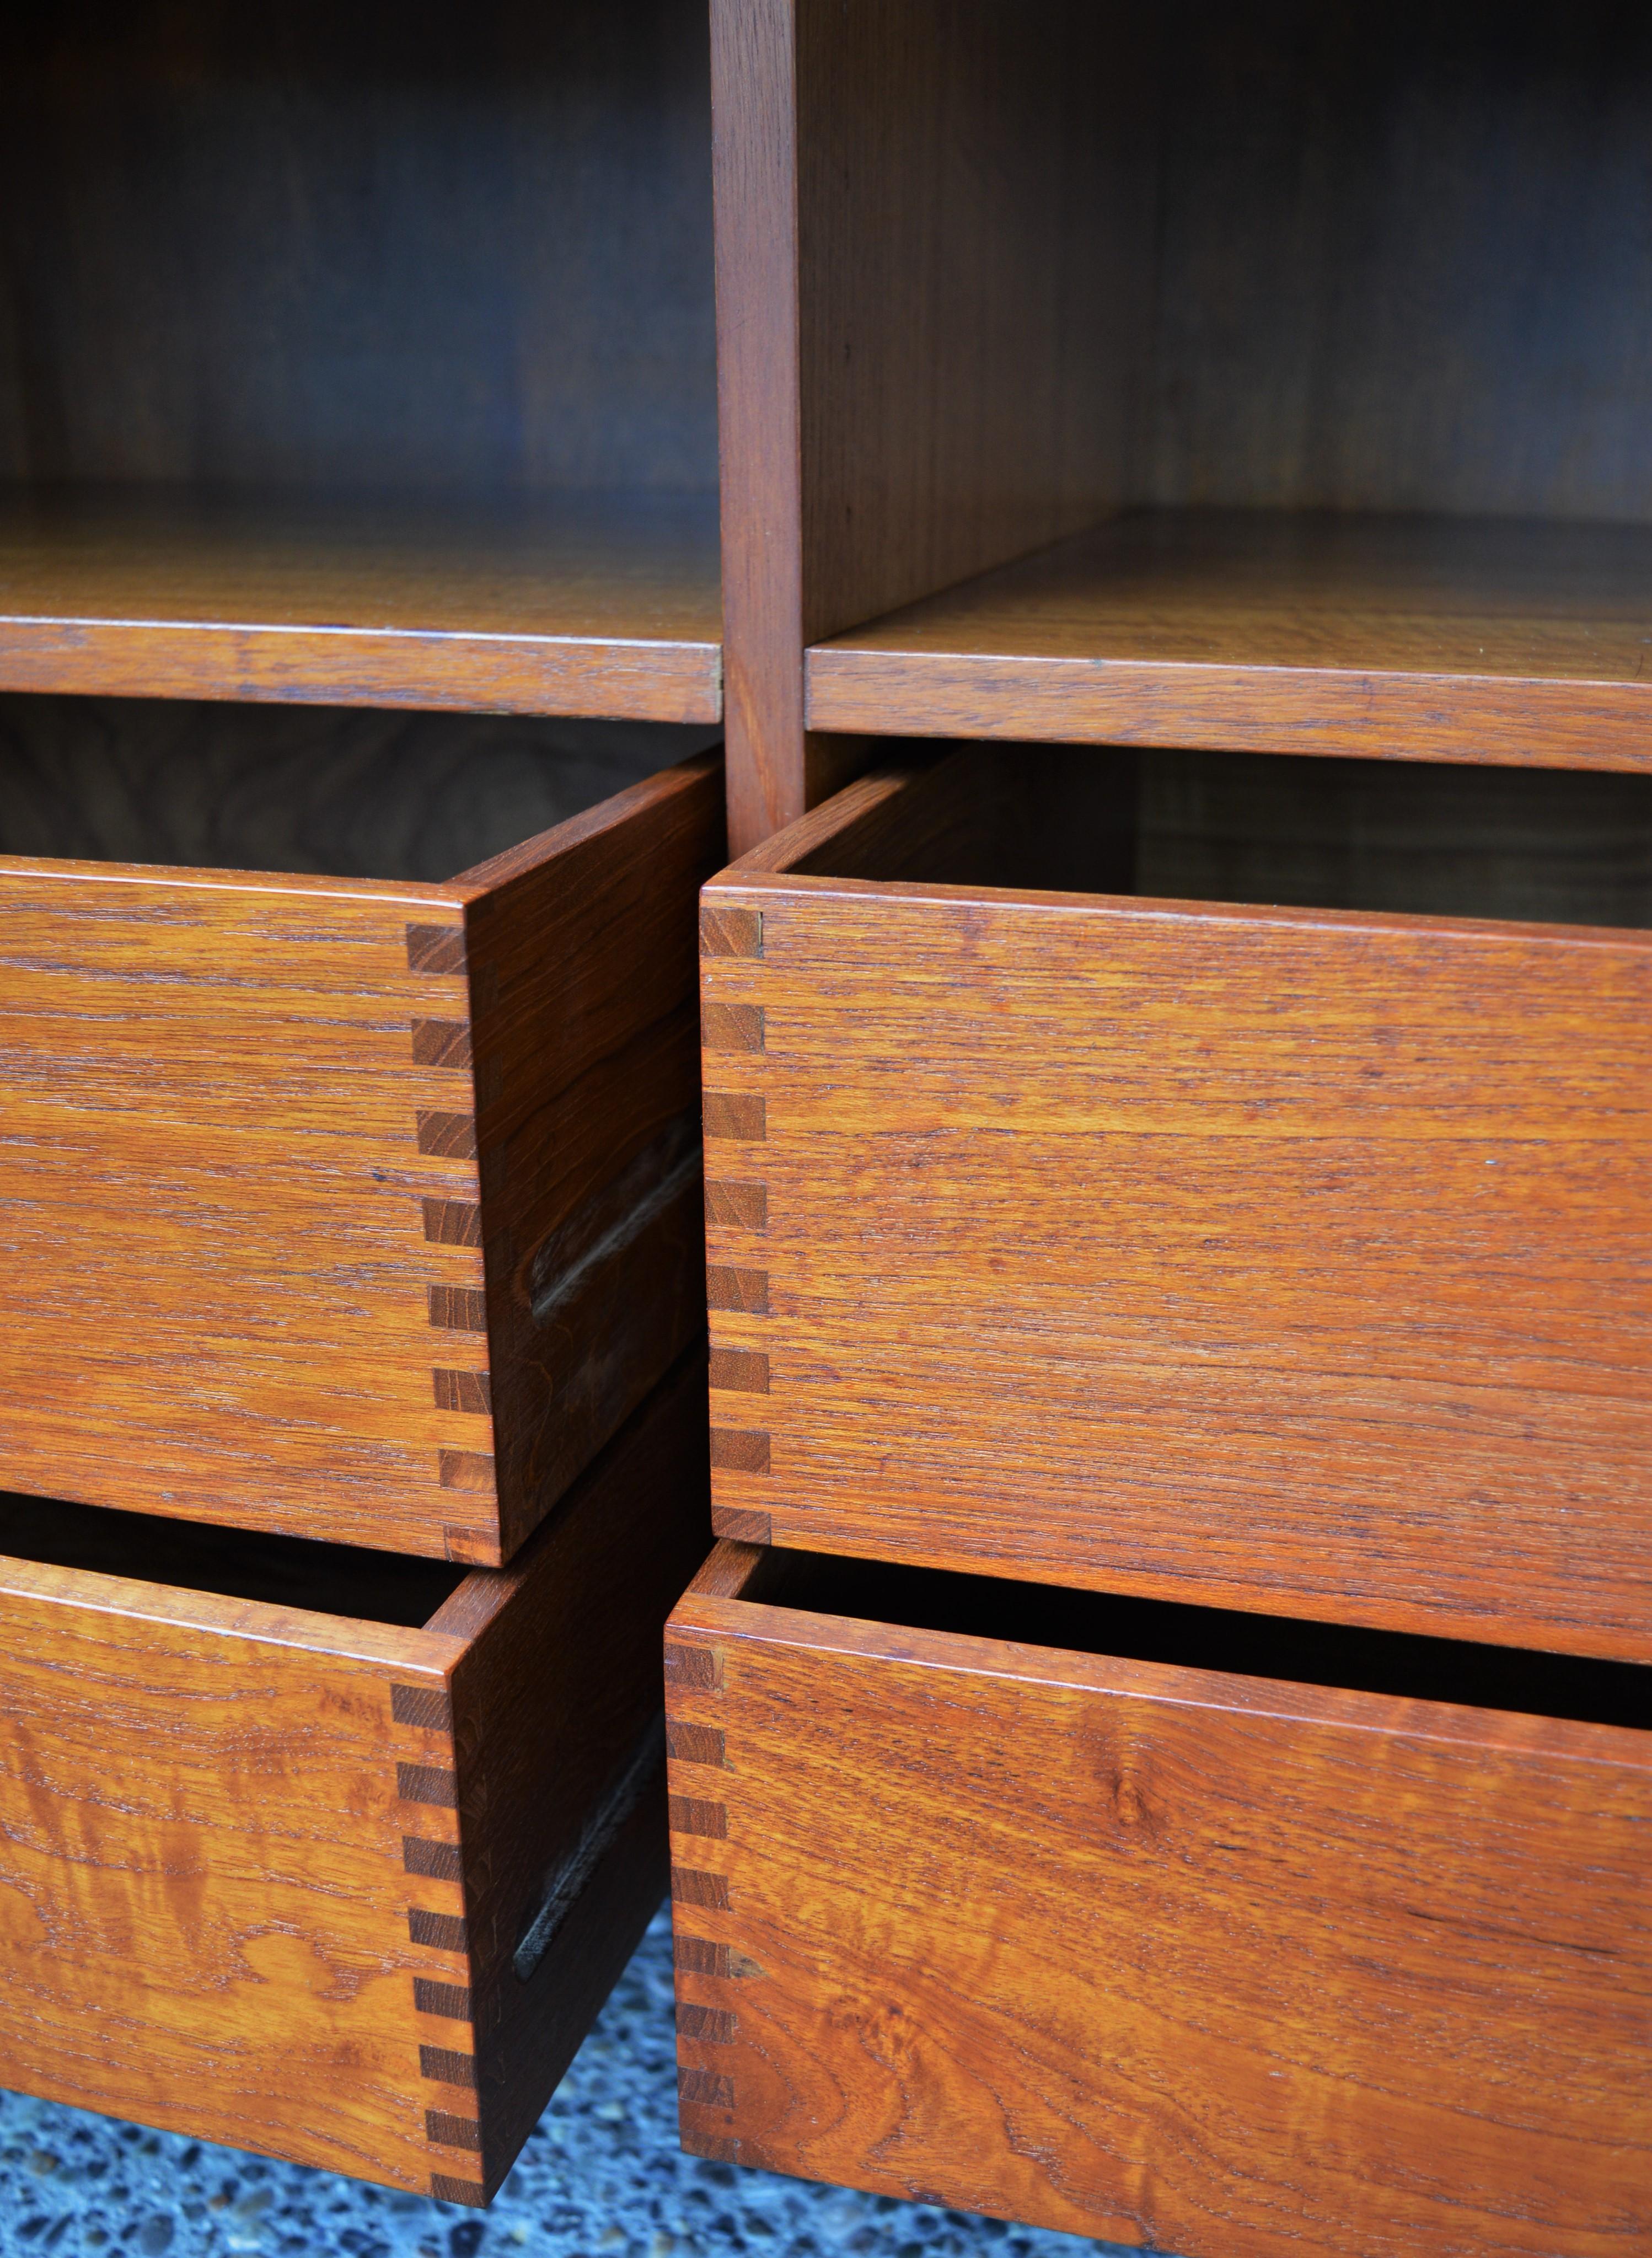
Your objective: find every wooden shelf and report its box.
[806,512,1652,770]
[0,487,722,723]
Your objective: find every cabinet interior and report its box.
[747,1548,1651,1734]
[0,1489,466,1628]
[0,693,718,882]
[791,742,1652,930]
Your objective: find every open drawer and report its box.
[667,1540,1652,2257]
[700,743,1652,1659]
[0,1345,709,2203]
[0,697,723,1562]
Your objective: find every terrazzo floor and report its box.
[0,1910,1141,2258]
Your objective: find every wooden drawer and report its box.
[0,1346,709,2204]
[667,1541,1652,2258]
[700,743,1652,1660]
[0,701,724,1562]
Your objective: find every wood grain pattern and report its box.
[669,1544,1652,2257]
[711,0,1127,843]
[458,754,724,1559]
[808,511,1652,769]
[0,491,721,722]
[0,2,716,495]
[0,751,722,1563]
[0,1347,708,2198]
[703,759,1652,1659]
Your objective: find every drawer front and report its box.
[0,1350,709,2200]
[701,876,1652,1659]
[0,753,720,1563]
[667,1556,1652,2258]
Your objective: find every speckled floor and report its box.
[0,1909,1140,2258]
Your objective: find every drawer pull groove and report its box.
[528,1120,702,1326]
[512,1714,667,1984]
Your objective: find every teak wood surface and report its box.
[711,0,1124,845]
[0,1350,710,2203]
[668,1543,1652,2258]
[700,762,1652,1661]
[715,0,1652,835]
[807,511,1652,770]
[0,491,723,723]
[0,752,722,1563]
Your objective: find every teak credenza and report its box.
[0,0,1649,2248]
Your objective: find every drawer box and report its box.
[0,700,724,1562]
[668,1540,1652,2258]
[0,1345,709,2203]
[700,743,1652,1659]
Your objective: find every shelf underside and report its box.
[807,512,1652,770]
[0,488,722,722]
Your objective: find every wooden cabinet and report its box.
[667,1540,1652,2257]
[0,3,719,723]
[701,743,1652,1661]
[0,725,723,1563]
[0,1348,709,2202]
[713,0,1652,846]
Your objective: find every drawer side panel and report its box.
[0,868,493,1557]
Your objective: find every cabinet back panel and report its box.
[1144,1,1652,518]
[0,0,715,493]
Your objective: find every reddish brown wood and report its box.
[701,755,1652,1661]
[668,1543,1652,2257]
[711,0,1127,846]
[0,490,721,723]
[0,753,722,1563]
[807,511,1652,771]
[0,1349,709,2200]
